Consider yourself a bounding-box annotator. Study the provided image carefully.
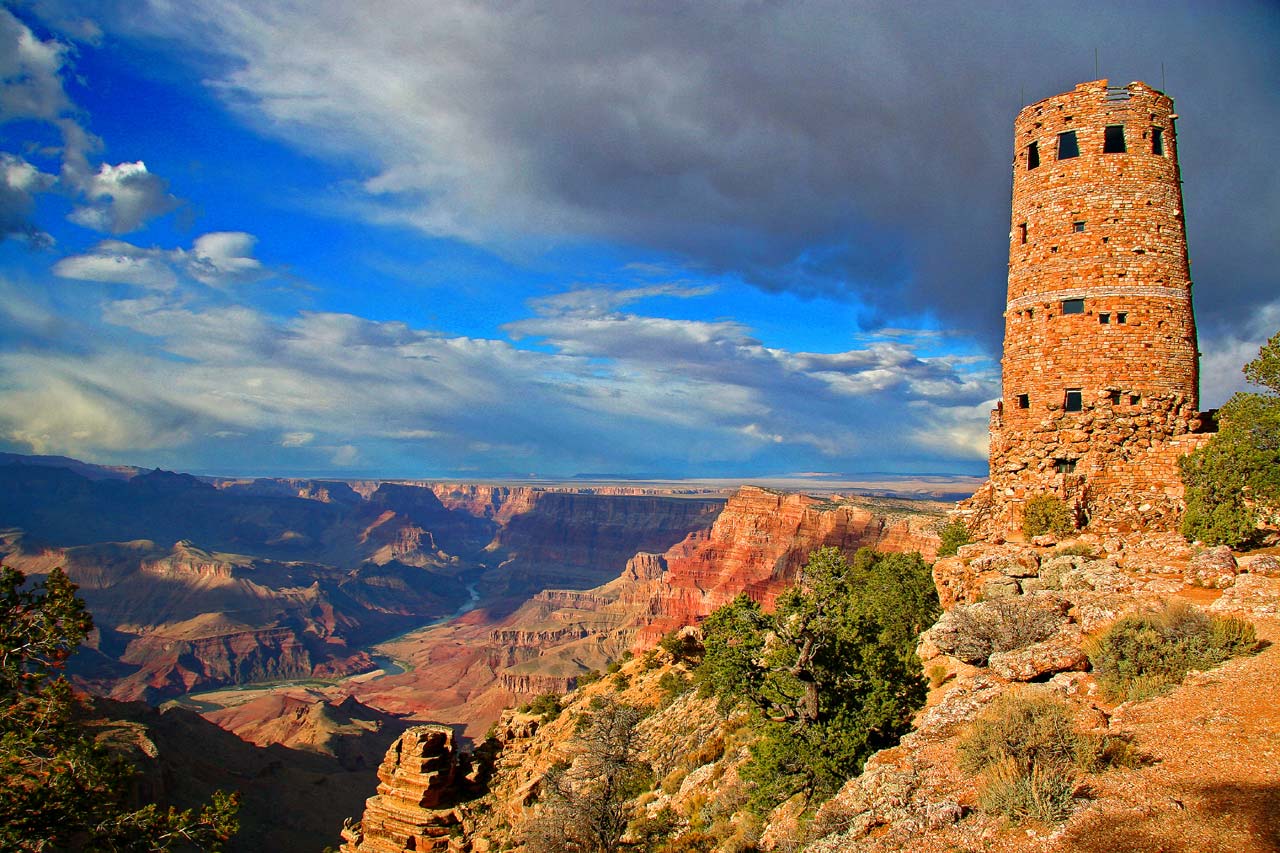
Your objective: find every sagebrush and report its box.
[1087,601,1257,701]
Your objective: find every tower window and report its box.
[1099,313,1111,324]
[1073,221,1086,232]
[1129,394,1141,405]
[1109,390,1122,405]
[1062,298,1084,314]
[1017,393,1030,409]
[1056,458,1077,474]
[1057,131,1079,159]
[1117,312,1128,324]
[1027,141,1040,169]
[1103,125,1127,153]
[1019,222,1028,244]
[1151,127,1164,155]
[1064,389,1083,412]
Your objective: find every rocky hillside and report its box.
[338,531,1280,852]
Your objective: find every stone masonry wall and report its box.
[964,80,1209,538]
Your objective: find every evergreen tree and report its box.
[0,566,239,851]
[695,547,938,806]
[1181,331,1280,545]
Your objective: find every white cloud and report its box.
[0,8,71,122]
[189,232,264,284]
[280,431,315,447]
[53,241,180,290]
[52,233,268,289]
[0,152,57,244]
[67,160,180,234]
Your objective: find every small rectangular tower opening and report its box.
[1017,393,1029,409]
[1151,127,1164,155]
[1099,313,1110,324]
[1073,221,1086,232]
[1019,222,1028,244]
[1055,458,1077,474]
[1064,389,1083,412]
[1062,298,1084,314]
[1027,142,1040,169]
[1057,131,1079,160]
[1104,125,1127,153]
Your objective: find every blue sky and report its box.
[0,1,1276,480]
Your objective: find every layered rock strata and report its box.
[340,725,468,853]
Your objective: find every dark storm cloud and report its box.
[104,0,1278,352]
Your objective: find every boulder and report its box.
[981,576,1021,599]
[1238,554,1280,578]
[1185,546,1239,588]
[1209,574,1280,619]
[988,627,1089,681]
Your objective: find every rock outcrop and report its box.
[340,725,470,853]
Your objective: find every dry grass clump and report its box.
[959,694,1140,825]
[1087,601,1258,702]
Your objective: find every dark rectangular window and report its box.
[1104,125,1127,153]
[1099,313,1110,324]
[1151,127,1164,155]
[1017,393,1029,409]
[1073,221,1086,232]
[1058,130,1079,159]
[1062,298,1084,314]
[1027,141,1040,169]
[1056,458,1077,474]
[1109,390,1122,405]
[1019,223,1028,244]
[1117,312,1128,324]
[1129,394,1141,405]
[1065,389,1083,412]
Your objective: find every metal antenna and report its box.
[1162,62,1167,91]
[1094,48,1099,80]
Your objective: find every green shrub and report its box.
[976,757,1077,824]
[1022,495,1075,538]
[641,649,662,670]
[960,693,1138,825]
[936,518,972,558]
[577,670,602,687]
[1180,331,1280,546]
[1087,601,1258,701]
[526,692,562,721]
[695,547,939,809]
[659,631,704,664]
[657,670,691,706]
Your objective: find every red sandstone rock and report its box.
[340,725,468,853]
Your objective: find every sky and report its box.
[0,1,1276,481]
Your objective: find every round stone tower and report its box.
[964,79,1212,536]
[1004,78,1198,423]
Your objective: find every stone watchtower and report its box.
[964,79,1213,537]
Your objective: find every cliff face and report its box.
[475,491,725,602]
[633,486,944,644]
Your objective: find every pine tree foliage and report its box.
[695,547,939,806]
[0,566,239,852]
[1181,330,1280,545]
